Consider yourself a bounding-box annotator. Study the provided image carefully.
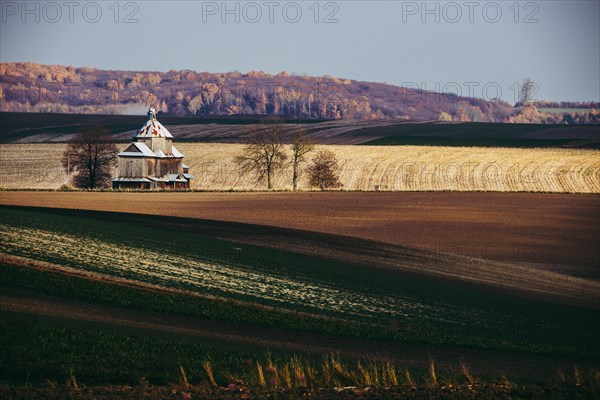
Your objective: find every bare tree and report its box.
[62,126,118,189]
[519,78,536,106]
[307,149,343,190]
[290,128,314,190]
[235,116,287,189]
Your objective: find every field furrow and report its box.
[1,143,599,192]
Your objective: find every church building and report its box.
[112,107,193,189]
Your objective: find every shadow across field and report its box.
[1,205,597,309]
[1,206,598,344]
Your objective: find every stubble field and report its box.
[1,143,599,192]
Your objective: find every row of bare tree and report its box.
[62,118,342,190]
[235,116,341,190]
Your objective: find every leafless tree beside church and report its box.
[62,126,118,189]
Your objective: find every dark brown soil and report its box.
[1,191,598,277]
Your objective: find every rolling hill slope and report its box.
[1,112,598,147]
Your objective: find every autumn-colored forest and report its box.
[1,62,598,123]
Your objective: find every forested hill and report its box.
[1,62,511,121]
[1,62,598,123]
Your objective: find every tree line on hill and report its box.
[531,100,600,109]
[1,63,597,124]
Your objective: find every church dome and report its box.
[133,107,173,139]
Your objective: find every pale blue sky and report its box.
[1,0,598,103]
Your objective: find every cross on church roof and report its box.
[148,106,157,120]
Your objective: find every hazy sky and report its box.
[1,0,598,103]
